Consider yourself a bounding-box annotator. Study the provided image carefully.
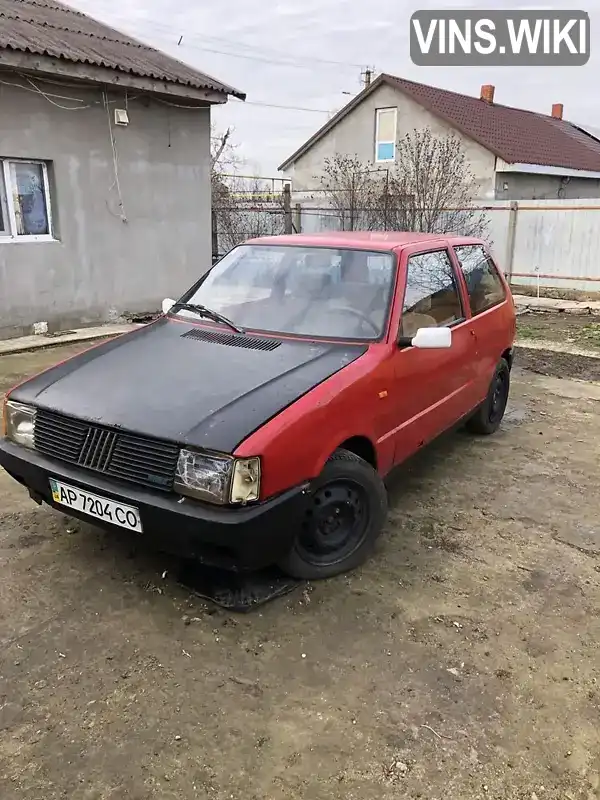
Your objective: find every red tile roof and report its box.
[279,73,600,173]
[0,0,245,99]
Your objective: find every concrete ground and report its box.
[1,338,600,800]
[0,324,142,357]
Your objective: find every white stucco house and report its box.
[279,73,600,202]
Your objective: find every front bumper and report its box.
[0,438,309,570]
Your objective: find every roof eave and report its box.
[497,160,600,178]
[0,48,245,102]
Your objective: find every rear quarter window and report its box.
[453,245,506,316]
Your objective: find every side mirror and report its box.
[411,326,452,349]
[162,298,176,315]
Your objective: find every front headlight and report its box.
[4,400,36,449]
[174,449,261,505]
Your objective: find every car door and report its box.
[451,243,512,401]
[387,246,478,465]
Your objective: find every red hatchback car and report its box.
[1,232,515,579]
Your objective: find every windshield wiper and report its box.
[170,302,245,334]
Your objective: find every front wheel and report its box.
[466,357,510,435]
[278,448,387,580]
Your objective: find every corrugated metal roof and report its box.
[0,0,245,99]
[279,73,600,174]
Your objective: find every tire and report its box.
[466,358,510,435]
[278,448,388,580]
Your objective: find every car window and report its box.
[181,244,396,341]
[453,245,506,315]
[400,250,463,338]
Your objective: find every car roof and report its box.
[245,231,485,251]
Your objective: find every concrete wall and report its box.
[495,171,600,200]
[284,84,497,200]
[0,74,212,339]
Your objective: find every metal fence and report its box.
[213,203,287,260]
[293,196,600,293]
[211,179,292,262]
[211,190,600,294]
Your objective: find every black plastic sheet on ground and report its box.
[177,562,303,612]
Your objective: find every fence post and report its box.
[504,201,518,279]
[293,203,302,234]
[211,207,219,262]
[283,184,293,234]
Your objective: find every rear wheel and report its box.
[278,448,387,580]
[466,358,510,435]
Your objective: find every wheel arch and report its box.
[335,435,377,470]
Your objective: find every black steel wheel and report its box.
[278,449,387,580]
[466,358,511,435]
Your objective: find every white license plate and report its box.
[49,479,142,533]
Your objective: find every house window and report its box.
[0,159,54,241]
[375,108,397,162]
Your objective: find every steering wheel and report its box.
[328,305,380,336]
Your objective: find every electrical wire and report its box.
[1,69,333,117]
[67,3,366,70]
[103,90,127,222]
[153,94,330,114]
[0,75,92,108]
[151,96,211,110]
[22,74,93,110]
[230,98,330,113]
[174,41,360,70]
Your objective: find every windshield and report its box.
[177,244,396,340]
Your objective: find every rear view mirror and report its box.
[162,298,175,314]
[411,327,452,349]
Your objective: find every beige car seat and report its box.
[400,312,438,338]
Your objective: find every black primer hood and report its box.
[12,319,367,453]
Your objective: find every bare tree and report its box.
[317,154,382,231]
[388,128,489,239]
[211,127,238,259]
[209,129,286,255]
[312,132,489,240]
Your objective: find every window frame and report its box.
[452,244,507,317]
[0,158,55,243]
[374,107,397,163]
[399,247,466,338]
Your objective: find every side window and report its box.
[375,108,397,162]
[1,159,53,238]
[400,250,463,338]
[453,245,506,315]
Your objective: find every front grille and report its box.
[34,409,180,491]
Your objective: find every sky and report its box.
[69,0,600,177]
